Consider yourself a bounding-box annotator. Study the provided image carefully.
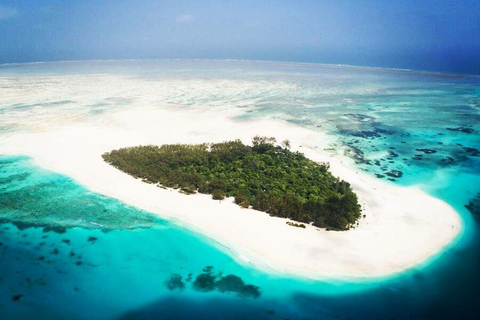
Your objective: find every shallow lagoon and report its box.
[1,61,479,319]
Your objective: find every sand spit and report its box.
[0,106,461,279]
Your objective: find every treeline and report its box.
[102,137,361,230]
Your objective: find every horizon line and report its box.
[0,58,477,78]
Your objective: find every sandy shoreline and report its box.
[0,106,462,279]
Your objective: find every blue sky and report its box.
[1,0,479,74]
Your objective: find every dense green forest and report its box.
[102,137,361,230]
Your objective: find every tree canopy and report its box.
[102,137,361,230]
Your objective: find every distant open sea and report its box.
[1,60,479,319]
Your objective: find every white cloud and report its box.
[176,14,194,24]
[0,5,18,20]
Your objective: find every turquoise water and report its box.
[1,61,480,319]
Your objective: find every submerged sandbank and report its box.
[0,106,462,279]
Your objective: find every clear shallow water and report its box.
[0,156,159,231]
[1,60,480,319]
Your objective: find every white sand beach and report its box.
[0,105,462,279]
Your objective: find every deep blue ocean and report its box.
[1,61,479,319]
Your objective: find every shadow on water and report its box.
[115,296,278,320]
[114,251,480,320]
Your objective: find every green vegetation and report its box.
[102,137,361,230]
[286,221,306,228]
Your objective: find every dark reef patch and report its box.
[215,275,245,293]
[241,285,261,299]
[215,275,260,298]
[0,219,41,232]
[168,267,261,298]
[202,266,214,273]
[415,148,438,154]
[344,113,376,122]
[166,274,185,291]
[372,125,395,135]
[440,156,455,164]
[348,130,381,139]
[465,193,480,222]
[387,151,399,158]
[12,294,23,301]
[386,170,403,178]
[193,273,216,292]
[463,147,479,157]
[343,145,366,164]
[43,226,67,234]
[446,127,474,134]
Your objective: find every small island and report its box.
[102,137,361,230]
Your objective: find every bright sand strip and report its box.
[0,106,461,279]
